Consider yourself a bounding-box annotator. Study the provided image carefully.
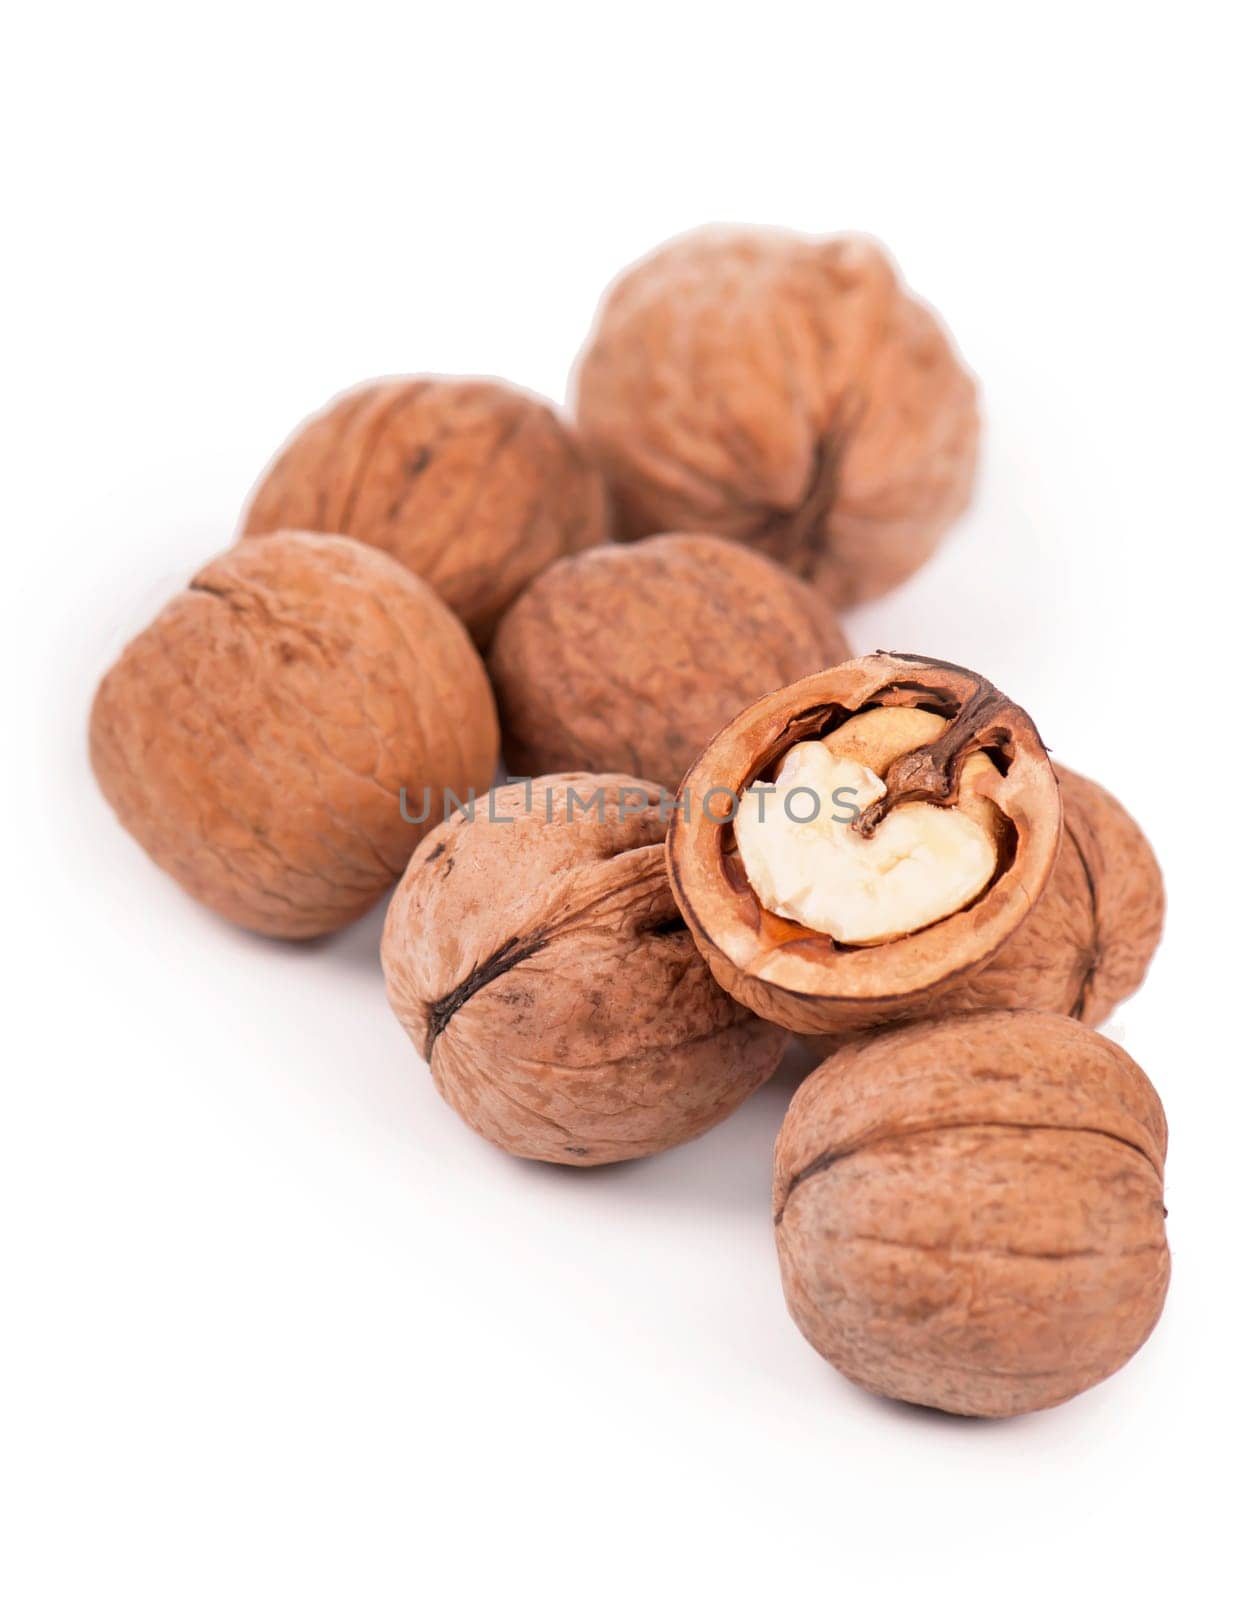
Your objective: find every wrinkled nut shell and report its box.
[574,227,979,607]
[773,1011,1170,1418]
[667,654,1059,1033]
[90,532,499,938]
[488,533,851,793]
[241,377,609,644]
[1051,766,1165,1024]
[808,765,1165,1049]
[382,775,786,1165]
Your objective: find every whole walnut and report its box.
[382,775,786,1165]
[240,377,609,644]
[574,227,979,607]
[773,1011,1170,1418]
[488,533,851,792]
[90,533,499,939]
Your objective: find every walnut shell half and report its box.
[90,533,499,938]
[666,654,1059,1033]
[382,775,786,1165]
[773,1011,1170,1417]
[574,227,979,607]
[241,377,609,645]
[488,533,851,793]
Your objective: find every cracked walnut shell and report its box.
[381,775,786,1165]
[667,653,1060,1034]
[488,533,851,792]
[241,377,609,644]
[773,1010,1170,1417]
[90,532,499,938]
[574,227,979,607]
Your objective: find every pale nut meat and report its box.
[488,533,851,793]
[89,533,499,939]
[733,707,998,945]
[382,775,786,1166]
[820,703,1002,840]
[773,1010,1170,1418]
[574,227,979,607]
[667,654,1060,1034]
[240,376,609,645]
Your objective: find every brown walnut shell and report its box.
[666,653,1059,1034]
[574,227,979,607]
[1047,765,1165,1023]
[382,774,786,1165]
[90,532,499,939]
[773,1010,1170,1418]
[807,765,1166,1049]
[240,377,609,645]
[488,533,851,792]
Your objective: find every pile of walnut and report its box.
[90,225,1169,1420]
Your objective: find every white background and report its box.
[5,4,1248,1595]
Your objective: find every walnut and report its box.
[488,533,851,792]
[773,1011,1171,1417]
[90,533,498,939]
[1045,766,1165,1022]
[574,227,979,607]
[870,763,1164,1029]
[381,775,786,1164]
[240,377,609,645]
[667,653,1061,1034]
[789,763,1164,1066]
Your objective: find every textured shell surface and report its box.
[773,1010,1170,1418]
[807,765,1166,1049]
[489,532,851,792]
[242,376,609,644]
[90,532,499,938]
[382,773,786,1165]
[575,227,979,607]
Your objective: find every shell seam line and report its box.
[773,1117,1162,1225]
